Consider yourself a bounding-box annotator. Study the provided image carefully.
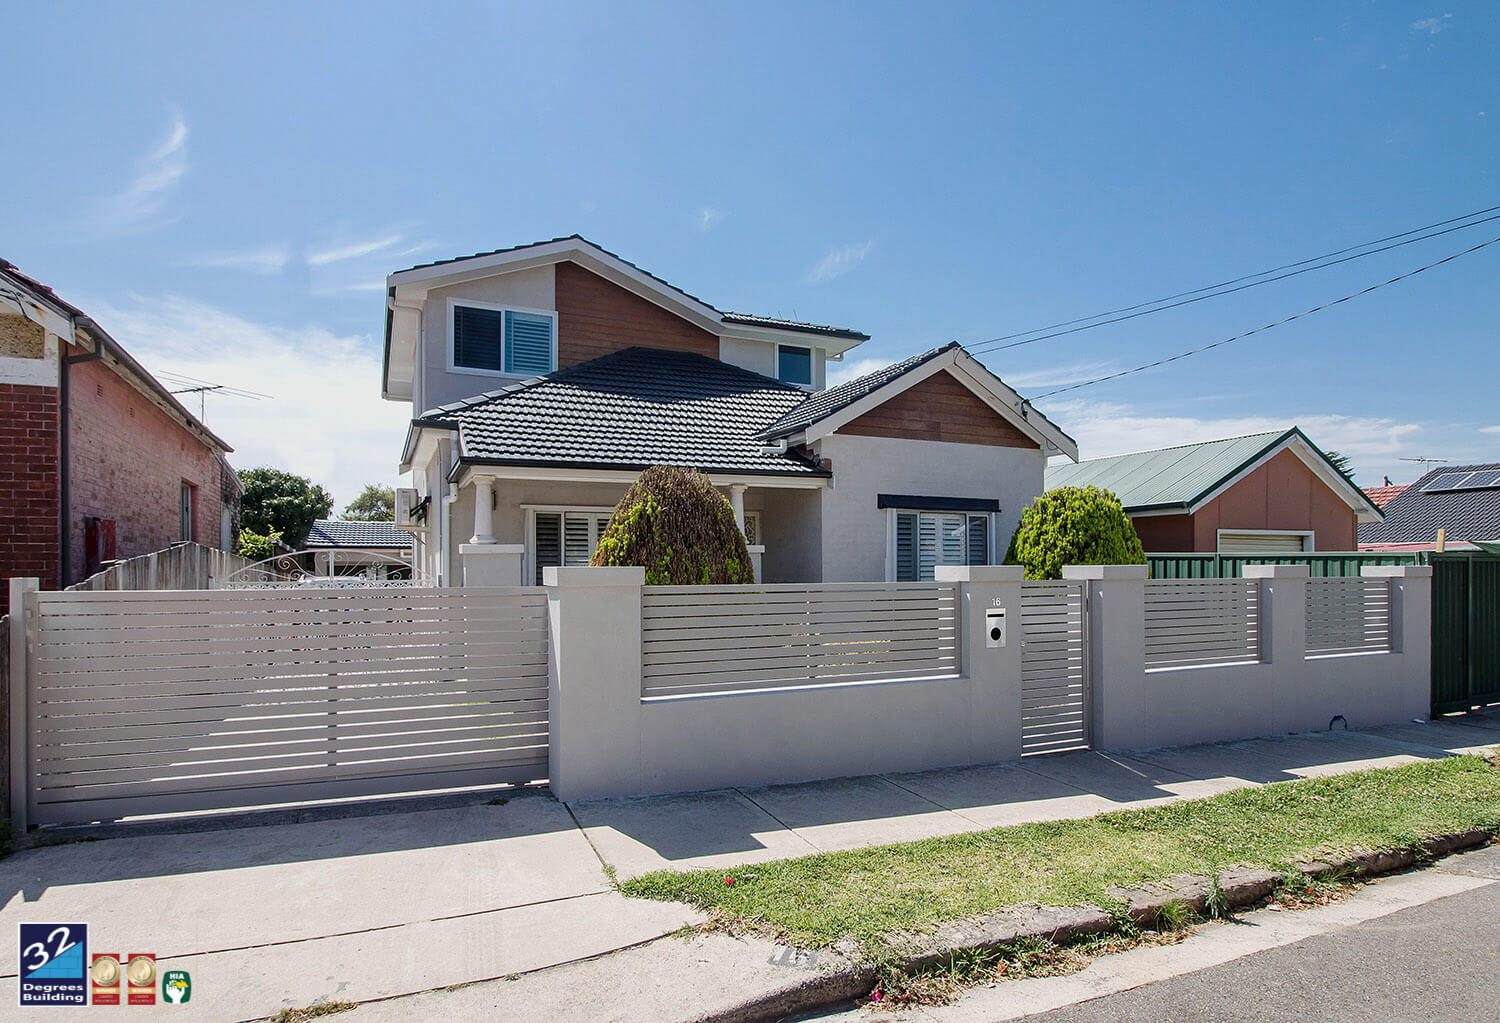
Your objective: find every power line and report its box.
[1024,233,1500,402]
[971,209,1500,355]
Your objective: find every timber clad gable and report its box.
[554,261,718,368]
[838,370,1038,449]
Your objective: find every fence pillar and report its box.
[936,565,1025,763]
[9,578,37,835]
[1244,565,1308,733]
[461,544,525,587]
[1063,565,1148,750]
[1361,564,1432,661]
[544,566,644,801]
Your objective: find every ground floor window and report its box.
[529,508,616,585]
[892,510,991,581]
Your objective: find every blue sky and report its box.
[4,2,1496,503]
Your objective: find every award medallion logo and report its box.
[18,923,88,1006]
[91,953,123,1005]
[126,953,157,1005]
[163,969,192,1004]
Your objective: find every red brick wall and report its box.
[554,261,720,367]
[0,382,61,610]
[67,355,229,584]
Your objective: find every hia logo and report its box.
[19,923,88,1006]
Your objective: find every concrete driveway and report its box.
[3,710,1498,1020]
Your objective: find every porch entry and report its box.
[527,507,762,585]
[15,586,549,827]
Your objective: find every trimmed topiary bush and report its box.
[1004,485,1146,580]
[591,465,754,585]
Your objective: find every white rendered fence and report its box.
[640,582,960,698]
[24,586,549,824]
[1306,577,1393,656]
[1144,578,1262,670]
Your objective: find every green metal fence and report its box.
[1431,553,1500,716]
[1147,551,1427,579]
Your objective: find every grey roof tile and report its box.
[418,347,829,477]
[1358,463,1500,544]
[306,520,412,548]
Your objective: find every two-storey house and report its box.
[381,236,1077,586]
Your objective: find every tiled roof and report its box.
[756,342,961,440]
[417,347,829,477]
[1363,484,1409,509]
[306,519,413,549]
[1046,429,1322,512]
[394,235,867,341]
[1358,463,1500,545]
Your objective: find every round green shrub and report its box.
[1003,485,1146,580]
[591,466,755,585]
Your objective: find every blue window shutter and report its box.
[534,513,561,585]
[453,306,504,371]
[505,311,554,375]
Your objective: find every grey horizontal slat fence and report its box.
[640,582,960,698]
[1306,577,1393,656]
[1144,579,1262,670]
[26,586,549,825]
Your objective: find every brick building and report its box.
[1,260,238,611]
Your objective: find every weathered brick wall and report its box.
[0,382,61,611]
[67,355,229,583]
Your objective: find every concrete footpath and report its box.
[4,710,1499,1021]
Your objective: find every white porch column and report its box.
[470,476,496,544]
[728,484,747,532]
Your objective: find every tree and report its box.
[343,484,395,522]
[1323,450,1355,479]
[591,465,754,584]
[237,527,281,562]
[239,467,334,550]
[1004,486,1147,580]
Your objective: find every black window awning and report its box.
[877,494,1001,513]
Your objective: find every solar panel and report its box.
[1423,469,1500,493]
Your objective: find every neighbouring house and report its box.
[1044,428,1382,554]
[1,260,239,611]
[382,236,1077,585]
[305,519,415,579]
[1363,482,1408,509]
[1359,463,1500,552]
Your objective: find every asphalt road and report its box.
[1026,879,1500,1023]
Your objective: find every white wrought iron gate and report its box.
[1018,580,1090,755]
[21,586,549,825]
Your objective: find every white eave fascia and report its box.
[804,347,1081,460]
[450,462,829,490]
[1181,432,1384,524]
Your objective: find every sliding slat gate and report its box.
[1019,580,1090,755]
[25,586,549,825]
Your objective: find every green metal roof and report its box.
[1044,428,1326,513]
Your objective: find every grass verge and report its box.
[620,755,1500,957]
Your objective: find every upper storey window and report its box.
[451,300,556,377]
[777,344,813,387]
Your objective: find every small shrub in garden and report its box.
[1003,486,1146,580]
[591,465,754,584]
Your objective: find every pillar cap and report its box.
[1061,564,1149,580]
[459,543,524,556]
[1360,565,1433,578]
[1242,565,1311,578]
[544,565,646,587]
[934,565,1025,582]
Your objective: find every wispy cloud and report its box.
[805,242,873,284]
[1480,425,1500,435]
[186,244,291,275]
[94,112,188,233]
[1003,360,1122,391]
[825,357,891,388]
[306,233,404,266]
[1411,13,1452,34]
[90,294,410,505]
[697,207,725,232]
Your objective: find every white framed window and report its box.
[777,344,813,388]
[888,510,992,581]
[449,298,557,378]
[525,506,616,585]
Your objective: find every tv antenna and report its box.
[1399,456,1450,475]
[160,370,271,421]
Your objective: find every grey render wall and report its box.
[419,265,557,413]
[813,434,1046,582]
